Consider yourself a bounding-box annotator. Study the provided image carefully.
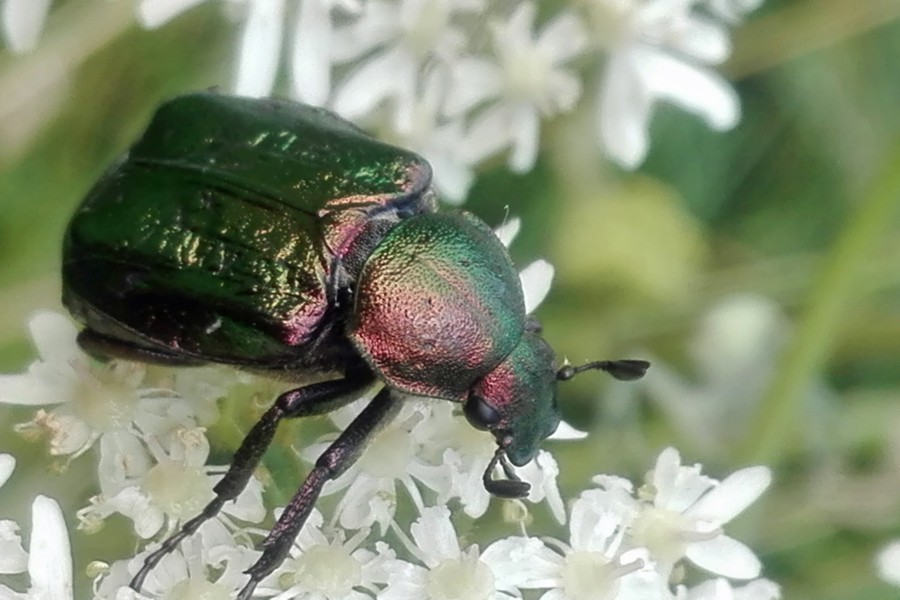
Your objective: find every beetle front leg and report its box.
[129,376,375,592]
[236,387,400,600]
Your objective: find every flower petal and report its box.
[137,0,207,29]
[28,495,73,600]
[519,259,554,314]
[409,506,460,565]
[463,104,514,164]
[547,420,588,441]
[332,46,407,119]
[877,541,900,586]
[651,447,682,506]
[444,57,503,117]
[508,103,541,172]
[291,0,332,105]
[636,47,739,131]
[0,374,68,406]
[536,10,587,64]
[0,455,13,489]
[686,466,771,523]
[598,51,652,169]
[673,16,731,64]
[686,535,761,579]
[481,536,553,590]
[29,311,80,366]
[734,578,781,600]
[493,217,520,248]
[233,0,285,97]
[0,519,27,574]
[1,0,51,54]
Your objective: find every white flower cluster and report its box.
[1,0,762,202]
[0,311,267,547]
[0,313,777,599]
[0,455,73,600]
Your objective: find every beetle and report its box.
[62,92,649,599]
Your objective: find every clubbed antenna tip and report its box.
[556,359,650,382]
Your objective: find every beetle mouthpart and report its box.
[482,447,531,499]
[556,359,650,382]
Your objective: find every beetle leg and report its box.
[129,376,375,592]
[236,387,400,600]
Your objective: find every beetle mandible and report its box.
[62,93,649,599]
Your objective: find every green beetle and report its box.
[62,93,648,599]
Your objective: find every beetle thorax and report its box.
[348,212,527,401]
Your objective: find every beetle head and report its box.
[464,325,649,499]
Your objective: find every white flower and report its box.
[138,0,359,100]
[386,69,474,204]
[379,505,539,600]
[877,540,900,587]
[378,400,566,523]
[639,294,836,453]
[331,0,484,129]
[0,495,73,600]
[581,0,759,168]
[0,312,220,461]
[677,577,781,600]
[513,493,668,600]
[0,455,27,577]
[624,447,771,580]
[0,0,52,53]
[94,523,259,600]
[257,508,392,599]
[78,428,265,539]
[0,311,146,458]
[304,398,450,533]
[447,1,587,172]
[139,0,284,97]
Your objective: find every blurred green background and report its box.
[1,0,900,598]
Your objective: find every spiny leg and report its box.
[129,375,374,592]
[236,387,400,600]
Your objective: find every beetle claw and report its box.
[483,447,531,499]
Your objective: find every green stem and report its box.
[740,145,900,463]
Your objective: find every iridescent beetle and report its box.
[62,93,649,599]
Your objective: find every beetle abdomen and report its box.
[348,212,526,400]
[64,163,331,364]
[62,92,437,370]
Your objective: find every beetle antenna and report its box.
[556,359,650,382]
[483,447,530,499]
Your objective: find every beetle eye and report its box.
[464,394,501,431]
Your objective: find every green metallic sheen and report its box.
[471,331,560,466]
[349,212,526,401]
[63,93,432,366]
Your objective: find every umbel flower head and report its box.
[2,0,763,202]
[0,309,779,600]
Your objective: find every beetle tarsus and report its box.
[130,496,227,590]
[129,377,375,594]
